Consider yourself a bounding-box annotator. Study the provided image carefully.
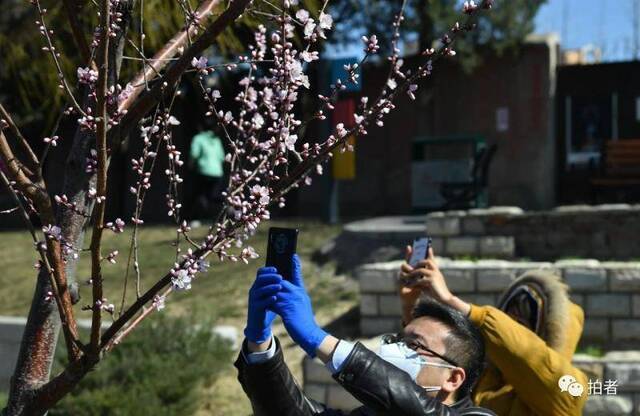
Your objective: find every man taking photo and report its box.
[398,246,588,416]
[235,255,495,416]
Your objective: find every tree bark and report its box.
[4,270,61,416]
[4,2,133,414]
[3,0,253,413]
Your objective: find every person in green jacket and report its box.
[187,126,225,223]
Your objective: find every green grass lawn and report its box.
[0,220,358,415]
[0,220,351,319]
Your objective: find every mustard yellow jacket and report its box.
[469,304,588,416]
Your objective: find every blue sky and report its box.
[534,0,639,61]
[327,1,639,61]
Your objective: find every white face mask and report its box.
[377,341,456,392]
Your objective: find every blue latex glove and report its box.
[272,254,328,357]
[244,267,282,344]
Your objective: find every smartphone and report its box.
[265,227,299,281]
[408,237,432,267]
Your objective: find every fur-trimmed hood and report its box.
[497,269,584,354]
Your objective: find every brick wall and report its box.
[297,36,559,218]
[358,259,640,349]
[426,205,640,260]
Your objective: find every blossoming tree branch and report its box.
[0,0,491,414]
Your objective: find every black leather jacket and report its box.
[235,337,496,416]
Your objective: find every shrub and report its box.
[50,315,233,416]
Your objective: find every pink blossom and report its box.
[152,295,166,311]
[171,269,192,291]
[196,259,210,272]
[463,1,478,14]
[319,13,333,30]
[118,83,134,104]
[295,9,310,23]
[362,35,380,54]
[251,185,270,205]
[191,56,208,69]
[77,67,98,84]
[252,113,264,129]
[105,250,119,264]
[42,224,62,240]
[43,136,59,146]
[178,220,191,234]
[96,299,115,314]
[344,63,359,84]
[300,50,319,62]
[407,84,418,100]
[240,246,259,263]
[304,19,316,37]
[288,60,309,88]
[106,218,125,233]
[86,149,98,174]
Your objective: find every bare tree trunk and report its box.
[4,2,133,414]
[4,270,61,415]
[3,0,257,412]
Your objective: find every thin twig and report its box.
[33,0,86,116]
[0,104,40,172]
[89,0,111,354]
[0,131,81,360]
[118,0,221,112]
[62,0,93,65]
[0,171,71,331]
[113,0,252,141]
[125,40,165,80]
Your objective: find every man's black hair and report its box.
[412,298,485,398]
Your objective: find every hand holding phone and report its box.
[408,237,432,268]
[265,227,299,281]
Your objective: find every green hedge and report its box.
[50,315,233,416]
